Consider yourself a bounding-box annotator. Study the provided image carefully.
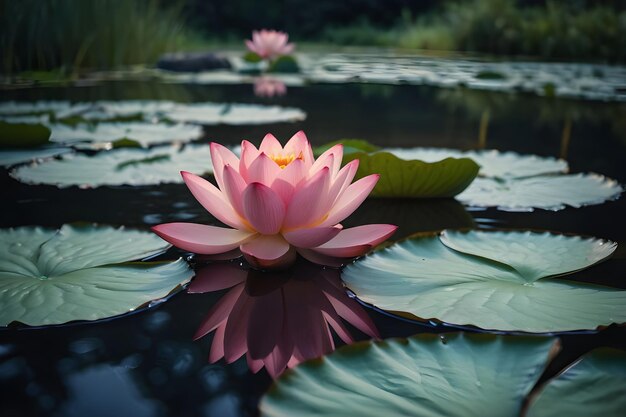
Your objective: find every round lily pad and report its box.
[457,174,623,212]
[0,147,71,168]
[342,230,624,333]
[10,144,219,188]
[0,224,193,326]
[49,122,203,148]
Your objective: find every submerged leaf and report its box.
[342,230,624,333]
[0,225,193,326]
[344,151,479,198]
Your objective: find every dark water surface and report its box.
[2,81,626,417]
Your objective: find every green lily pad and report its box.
[268,56,300,73]
[261,334,626,417]
[243,52,262,63]
[11,143,219,188]
[342,230,625,333]
[343,151,479,198]
[386,147,568,179]
[527,348,626,417]
[261,333,556,417]
[0,121,51,148]
[0,224,193,326]
[314,139,381,157]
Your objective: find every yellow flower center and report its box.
[269,151,303,169]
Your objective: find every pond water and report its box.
[1,78,626,416]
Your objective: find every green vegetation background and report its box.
[2,0,625,74]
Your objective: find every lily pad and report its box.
[49,122,203,148]
[261,334,626,417]
[0,121,51,148]
[0,147,71,168]
[527,348,626,417]
[0,224,193,326]
[164,102,306,125]
[343,151,479,198]
[0,100,307,126]
[457,174,623,211]
[342,230,625,333]
[268,56,300,73]
[260,333,556,417]
[314,139,381,157]
[385,147,568,179]
[11,144,218,188]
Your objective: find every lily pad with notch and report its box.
[0,224,194,326]
[342,229,625,333]
[261,333,626,417]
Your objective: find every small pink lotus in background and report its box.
[152,131,397,269]
[189,261,379,378]
[245,29,295,60]
[254,77,287,98]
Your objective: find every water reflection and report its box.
[189,260,379,378]
[253,77,287,98]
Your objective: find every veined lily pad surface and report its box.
[261,334,626,417]
[457,174,624,212]
[49,122,203,148]
[343,151,479,198]
[10,144,221,188]
[527,348,626,417]
[0,224,193,326]
[342,230,625,333]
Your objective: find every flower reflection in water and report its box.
[189,260,379,378]
[254,77,287,98]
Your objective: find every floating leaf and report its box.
[342,230,625,333]
[165,102,306,125]
[0,121,51,148]
[49,122,203,148]
[268,56,300,73]
[314,139,381,157]
[0,100,307,126]
[343,151,479,198]
[0,147,71,168]
[11,144,220,188]
[458,174,623,211]
[261,333,556,417]
[527,348,626,417]
[261,334,626,417]
[386,147,568,179]
[243,52,262,63]
[0,224,193,326]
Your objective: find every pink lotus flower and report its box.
[245,29,295,60]
[189,261,379,378]
[152,131,397,269]
[254,77,287,98]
